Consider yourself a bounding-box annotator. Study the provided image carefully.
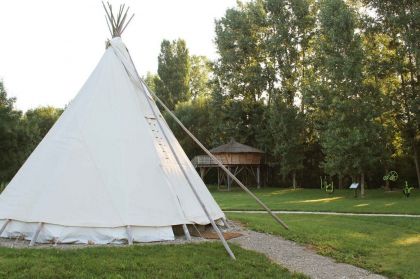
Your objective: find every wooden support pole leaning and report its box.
[144,85,289,230]
[108,33,235,258]
[126,225,133,245]
[143,91,236,259]
[117,49,236,259]
[0,219,11,236]
[140,87,236,259]
[182,224,192,241]
[29,222,43,246]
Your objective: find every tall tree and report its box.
[362,0,420,187]
[143,71,159,93]
[165,96,215,158]
[0,82,33,182]
[155,39,191,110]
[268,101,305,188]
[214,0,316,186]
[361,22,404,190]
[24,106,63,146]
[265,0,316,187]
[189,55,212,98]
[213,0,269,148]
[313,0,383,196]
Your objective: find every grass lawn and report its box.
[0,242,306,279]
[229,213,420,279]
[212,188,420,214]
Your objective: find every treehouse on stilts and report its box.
[192,139,265,191]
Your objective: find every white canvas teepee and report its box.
[0,13,226,245]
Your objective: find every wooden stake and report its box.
[29,222,43,247]
[182,224,191,241]
[126,225,133,245]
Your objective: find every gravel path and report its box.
[227,222,386,279]
[226,210,420,218]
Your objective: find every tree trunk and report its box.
[217,168,220,188]
[413,140,420,188]
[384,166,390,191]
[227,166,231,191]
[256,166,261,189]
[360,173,365,198]
[200,167,206,180]
[301,48,306,113]
[292,171,297,190]
[338,174,343,189]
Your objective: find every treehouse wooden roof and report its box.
[209,139,264,154]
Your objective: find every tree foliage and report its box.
[155,39,191,110]
[314,0,383,187]
[0,82,33,181]
[362,0,420,187]
[0,82,63,182]
[25,106,63,142]
[189,55,212,98]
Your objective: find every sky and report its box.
[0,0,240,111]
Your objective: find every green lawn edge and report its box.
[0,242,307,279]
[212,188,420,215]
[228,213,420,279]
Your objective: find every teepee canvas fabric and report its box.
[0,38,224,244]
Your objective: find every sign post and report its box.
[349,183,359,198]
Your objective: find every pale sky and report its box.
[0,0,239,111]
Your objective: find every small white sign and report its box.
[349,183,359,189]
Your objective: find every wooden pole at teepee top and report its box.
[102,2,134,38]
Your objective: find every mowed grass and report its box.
[212,188,420,214]
[0,242,306,279]
[229,213,420,279]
